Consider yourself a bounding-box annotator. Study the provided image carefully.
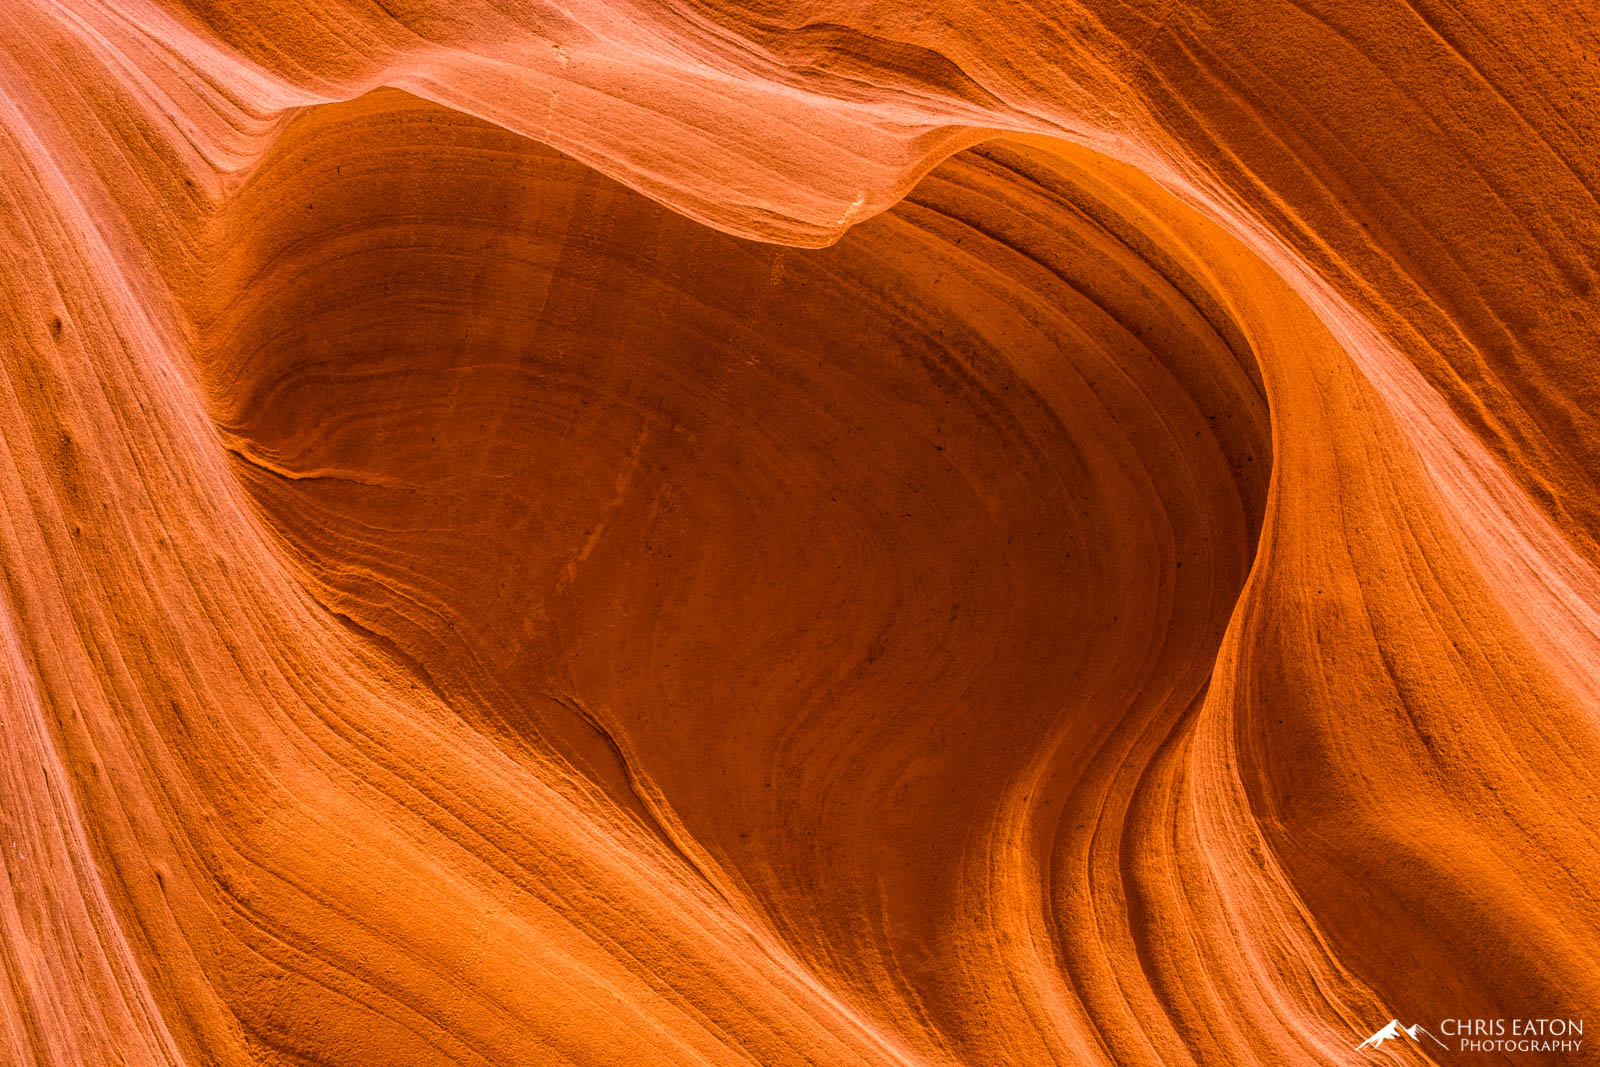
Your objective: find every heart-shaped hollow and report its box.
[197,88,1270,1060]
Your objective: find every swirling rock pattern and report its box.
[1,1,1596,1065]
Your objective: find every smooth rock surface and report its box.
[1,1,1596,1064]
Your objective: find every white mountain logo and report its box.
[1356,1019,1450,1050]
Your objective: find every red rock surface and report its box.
[1,2,1596,1064]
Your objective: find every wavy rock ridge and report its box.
[1,1,1597,1064]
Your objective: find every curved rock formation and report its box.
[1,1,1596,1065]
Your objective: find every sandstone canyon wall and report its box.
[1,0,1597,1064]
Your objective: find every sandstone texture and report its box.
[1,1,1597,1064]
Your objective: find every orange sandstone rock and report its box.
[0,2,1596,1065]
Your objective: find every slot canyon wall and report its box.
[0,0,1596,1064]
